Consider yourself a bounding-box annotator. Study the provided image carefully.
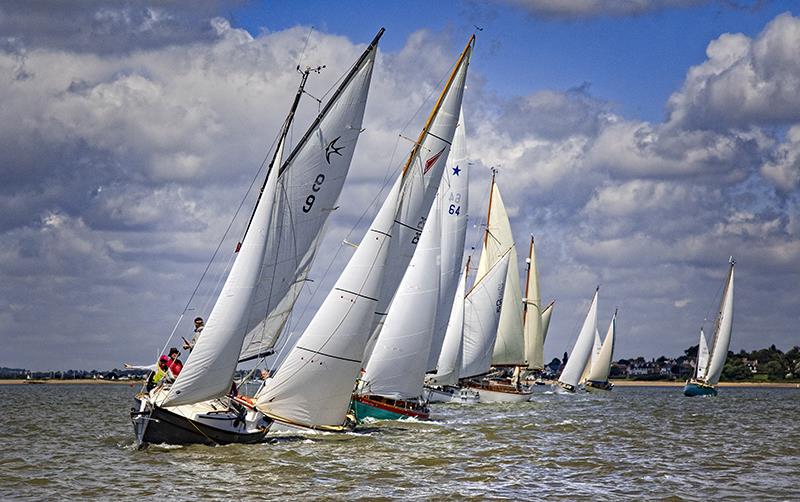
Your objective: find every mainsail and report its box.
[256,37,475,429]
[477,176,525,367]
[360,193,442,399]
[366,38,474,361]
[460,250,512,379]
[702,259,735,386]
[427,107,469,371]
[163,29,383,408]
[580,328,602,384]
[523,236,544,370]
[558,287,599,390]
[587,311,616,383]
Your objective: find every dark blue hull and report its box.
[683,381,718,397]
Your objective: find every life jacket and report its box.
[151,366,167,385]
[169,359,183,377]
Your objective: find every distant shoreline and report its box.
[0,379,144,385]
[609,379,800,388]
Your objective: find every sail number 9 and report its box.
[302,174,326,213]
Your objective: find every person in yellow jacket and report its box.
[125,355,171,391]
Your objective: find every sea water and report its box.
[1,384,798,500]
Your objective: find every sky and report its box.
[1,0,798,371]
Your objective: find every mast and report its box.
[483,172,496,249]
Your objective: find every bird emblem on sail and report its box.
[325,136,344,164]
[423,147,446,174]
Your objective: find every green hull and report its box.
[683,381,718,397]
[353,399,407,422]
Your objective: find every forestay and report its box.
[460,251,511,379]
[558,288,599,389]
[360,193,442,400]
[427,107,469,371]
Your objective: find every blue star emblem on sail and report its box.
[452,165,461,176]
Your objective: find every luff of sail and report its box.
[428,264,468,387]
[523,236,544,370]
[587,311,616,383]
[163,29,384,407]
[696,328,709,380]
[238,29,384,362]
[427,107,469,371]
[477,177,525,367]
[558,287,599,390]
[702,259,735,386]
[366,37,475,361]
[360,192,442,400]
[460,250,512,379]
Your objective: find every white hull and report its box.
[477,387,532,403]
[424,386,480,404]
[553,383,576,395]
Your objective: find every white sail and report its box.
[558,288,599,390]
[254,177,401,427]
[256,37,475,428]
[360,193,442,400]
[587,311,616,383]
[523,236,544,370]
[238,39,381,362]
[427,107,469,371]
[476,179,524,367]
[695,328,709,380]
[367,39,474,361]
[541,301,554,344]
[164,33,383,407]
[580,328,602,384]
[428,265,467,387]
[460,251,511,379]
[703,259,735,385]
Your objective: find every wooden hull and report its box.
[353,395,429,422]
[584,380,614,393]
[462,380,533,402]
[131,399,270,447]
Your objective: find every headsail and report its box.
[163,29,383,407]
[587,311,616,383]
[696,328,709,380]
[523,236,544,370]
[541,301,555,344]
[427,107,469,371]
[477,177,525,367]
[460,250,512,379]
[428,263,468,387]
[558,287,599,390]
[360,193,442,399]
[703,258,735,385]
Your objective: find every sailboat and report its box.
[584,310,617,392]
[252,36,474,432]
[460,175,532,402]
[684,257,735,397]
[556,287,599,393]
[353,193,442,421]
[129,29,383,447]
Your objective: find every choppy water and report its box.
[1,384,798,500]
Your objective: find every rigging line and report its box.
[296,26,315,73]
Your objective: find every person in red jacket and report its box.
[167,347,183,378]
